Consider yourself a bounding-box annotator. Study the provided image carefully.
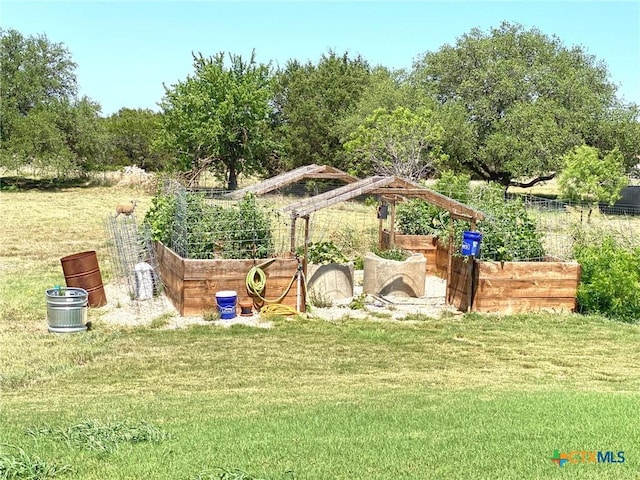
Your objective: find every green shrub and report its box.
[299,241,348,265]
[144,192,274,259]
[472,183,545,261]
[574,235,640,322]
[396,199,448,237]
[221,194,275,259]
[144,192,177,245]
[396,171,470,238]
[396,178,545,262]
[373,247,410,261]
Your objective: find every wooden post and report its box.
[303,215,310,276]
[389,198,397,247]
[290,214,297,253]
[446,221,454,304]
[467,221,477,312]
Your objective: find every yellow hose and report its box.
[245,265,297,305]
[259,303,298,317]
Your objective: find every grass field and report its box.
[1,180,640,479]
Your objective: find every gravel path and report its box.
[95,273,458,329]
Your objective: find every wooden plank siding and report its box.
[447,257,581,314]
[156,240,185,315]
[156,242,304,316]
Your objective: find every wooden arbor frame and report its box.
[223,165,484,306]
[223,164,359,199]
[282,173,485,303]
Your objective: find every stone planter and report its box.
[363,252,426,297]
[306,262,354,304]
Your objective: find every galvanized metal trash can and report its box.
[46,287,88,333]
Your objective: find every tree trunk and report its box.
[227,166,238,191]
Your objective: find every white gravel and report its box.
[94,273,458,329]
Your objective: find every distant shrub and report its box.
[574,235,640,322]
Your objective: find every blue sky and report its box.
[3,1,639,116]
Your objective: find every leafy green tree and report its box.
[3,96,107,173]
[5,105,72,171]
[158,51,274,189]
[337,67,425,136]
[272,51,371,172]
[104,108,169,171]
[0,29,107,174]
[592,104,640,172]
[0,28,77,141]
[412,22,636,187]
[54,96,109,170]
[558,145,626,220]
[344,106,447,179]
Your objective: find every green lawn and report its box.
[2,316,639,479]
[1,184,639,479]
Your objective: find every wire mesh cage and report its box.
[104,212,162,304]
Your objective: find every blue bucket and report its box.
[215,290,237,319]
[461,231,482,256]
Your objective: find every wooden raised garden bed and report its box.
[156,242,304,316]
[447,256,581,314]
[380,230,448,276]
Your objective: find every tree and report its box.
[591,104,640,172]
[104,108,170,171]
[3,95,107,174]
[344,107,447,179]
[271,51,371,173]
[336,66,422,136]
[0,29,107,174]
[558,145,627,221]
[158,51,274,189]
[0,28,77,141]
[412,22,637,187]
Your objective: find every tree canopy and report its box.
[272,51,371,173]
[103,108,170,171]
[412,21,636,187]
[158,51,274,189]
[344,106,447,179]
[558,145,626,220]
[0,29,106,173]
[3,25,638,187]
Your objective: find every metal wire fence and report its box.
[141,177,640,264]
[104,212,162,303]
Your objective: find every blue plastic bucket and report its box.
[215,290,237,319]
[461,231,482,256]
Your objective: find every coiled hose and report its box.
[245,264,297,305]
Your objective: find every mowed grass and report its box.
[1,183,640,479]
